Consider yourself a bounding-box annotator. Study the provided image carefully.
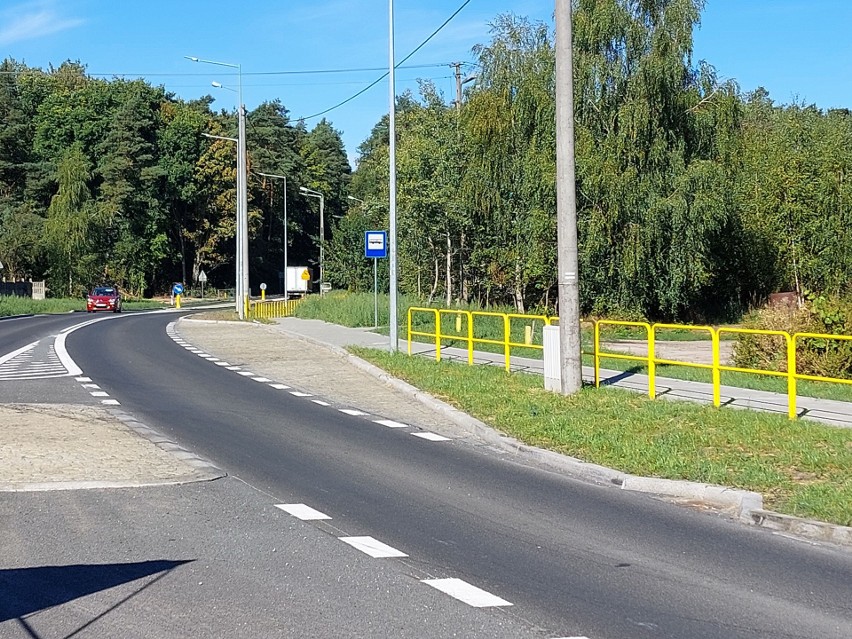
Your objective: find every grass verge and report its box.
[0,296,167,316]
[351,346,852,527]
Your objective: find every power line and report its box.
[0,62,451,78]
[297,0,472,121]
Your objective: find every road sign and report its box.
[259,283,267,291]
[198,270,207,283]
[365,231,388,259]
[301,269,311,281]
[172,283,184,296]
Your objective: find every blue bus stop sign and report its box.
[365,231,388,259]
[172,283,184,296]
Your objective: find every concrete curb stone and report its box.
[263,320,851,547]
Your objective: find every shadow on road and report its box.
[0,559,193,632]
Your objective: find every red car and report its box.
[86,286,122,313]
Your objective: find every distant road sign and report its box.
[197,270,207,283]
[172,283,184,296]
[365,231,388,259]
[260,283,267,291]
[301,269,311,281]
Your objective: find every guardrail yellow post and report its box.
[436,310,442,362]
[648,324,656,399]
[466,311,474,365]
[503,314,511,371]
[712,328,721,407]
[455,314,461,333]
[788,334,797,420]
[594,320,600,388]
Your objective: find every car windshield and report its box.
[93,287,115,296]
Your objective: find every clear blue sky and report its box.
[3,0,851,166]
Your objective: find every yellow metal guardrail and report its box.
[407,307,557,371]
[408,309,852,420]
[594,323,852,420]
[247,297,303,320]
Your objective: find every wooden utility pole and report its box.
[555,0,583,394]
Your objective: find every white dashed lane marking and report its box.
[374,419,408,429]
[90,391,109,397]
[421,578,512,607]
[275,504,331,520]
[339,536,408,558]
[411,432,451,442]
[101,399,121,406]
[75,376,92,382]
[165,322,453,445]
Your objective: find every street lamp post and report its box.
[187,56,249,318]
[257,172,288,299]
[299,187,325,288]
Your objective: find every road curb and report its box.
[268,322,852,547]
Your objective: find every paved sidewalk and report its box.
[273,318,852,429]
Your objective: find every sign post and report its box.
[365,231,388,329]
[172,282,184,309]
[198,270,207,299]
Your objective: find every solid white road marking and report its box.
[269,384,290,390]
[275,504,331,520]
[0,342,37,367]
[374,419,408,429]
[90,391,109,397]
[101,399,120,406]
[290,391,312,397]
[252,377,272,383]
[411,432,451,442]
[339,536,408,558]
[53,331,82,376]
[421,578,512,607]
[339,409,367,416]
[311,400,330,406]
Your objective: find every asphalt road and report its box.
[49,311,851,638]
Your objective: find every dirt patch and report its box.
[0,404,209,490]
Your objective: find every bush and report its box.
[733,293,852,380]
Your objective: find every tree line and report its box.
[0,59,350,297]
[2,0,851,322]
[346,0,852,322]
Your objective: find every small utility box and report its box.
[543,325,561,392]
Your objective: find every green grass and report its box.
[0,295,167,317]
[351,346,852,526]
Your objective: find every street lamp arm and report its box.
[202,132,238,143]
[185,55,240,70]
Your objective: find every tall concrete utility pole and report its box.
[388,0,399,352]
[555,0,583,394]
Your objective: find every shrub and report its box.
[733,293,852,380]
